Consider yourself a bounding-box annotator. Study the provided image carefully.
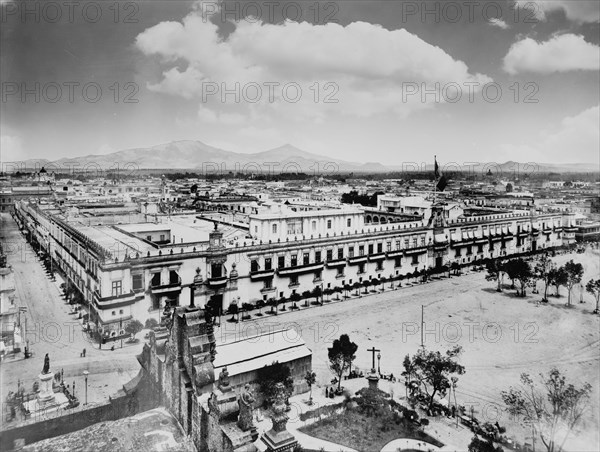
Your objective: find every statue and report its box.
[237,384,255,431]
[269,382,289,433]
[218,367,231,391]
[42,353,50,374]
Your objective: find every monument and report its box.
[24,354,69,415]
[261,382,298,452]
[237,384,255,432]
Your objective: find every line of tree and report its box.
[486,256,585,305]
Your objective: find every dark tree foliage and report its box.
[257,362,294,406]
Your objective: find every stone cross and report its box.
[367,347,380,371]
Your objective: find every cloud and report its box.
[0,135,23,163]
[543,105,599,161]
[514,1,600,23]
[501,105,599,163]
[488,18,509,30]
[135,7,491,122]
[197,105,245,125]
[503,34,600,75]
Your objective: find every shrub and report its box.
[144,318,159,329]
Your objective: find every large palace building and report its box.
[13,200,577,337]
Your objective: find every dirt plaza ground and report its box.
[215,248,600,451]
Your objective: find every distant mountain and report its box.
[3,140,597,174]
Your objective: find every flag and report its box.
[434,156,447,191]
[436,175,448,192]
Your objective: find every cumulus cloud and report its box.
[135,6,491,123]
[488,18,509,29]
[501,105,599,163]
[514,1,600,23]
[503,34,600,75]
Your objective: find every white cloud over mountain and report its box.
[503,34,600,75]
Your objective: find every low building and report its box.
[213,328,312,403]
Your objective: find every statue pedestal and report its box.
[38,372,56,407]
[261,428,297,452]
[367,370,379,390]
[24,372,68,415]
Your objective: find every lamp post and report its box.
[83,370,89,405]
[377,352,381,375]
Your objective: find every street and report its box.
[0,213,142,409]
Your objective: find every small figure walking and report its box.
[82,348,86,357]
[111,345,115,351]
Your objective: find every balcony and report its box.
[542,228,552,234]
[367,253,386,262]
[386,249,403,258]
[250,269,275,280]
[277,261,324,276]
[325,259,347,268]
[404,246,428,255]
[260,286,277,294]
[207,276,228,289]
[93,290,144,308]
[347,255,368,265]
[150,277,182,295]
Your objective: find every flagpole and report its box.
[433,155,437,204]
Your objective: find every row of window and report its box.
[272,218,354,235]
[250,237,428,271]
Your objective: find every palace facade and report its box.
[13,200,577,337]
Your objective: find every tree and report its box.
[362,279,371,294]
[312,286,322,305]
[323,288,333,302]
[405,345,466,412]
[279,296,288,311]
[257,362,294,406]
[290,292,301,309]
[486,259,506,292]
[535,255,555,301]
[468,436,504,452]
[563,260,584,306]
[305,371,317,405]
[144,318,159,330]
[328,334,358,393]
[227,303,239,322]
[371,277,381,290]
[450,261,460,276]
[504,258,534,297]
[267,297,278,314]
[301,290,312,307]
[585,279,600,314]
[255,299,265,316]
[549,266,568,297]
[125,319,143,339]
[502,369,592,452]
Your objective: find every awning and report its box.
[468,231,474,239]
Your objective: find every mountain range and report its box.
[3,140,597,174]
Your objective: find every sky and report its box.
[1,0,599,167]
